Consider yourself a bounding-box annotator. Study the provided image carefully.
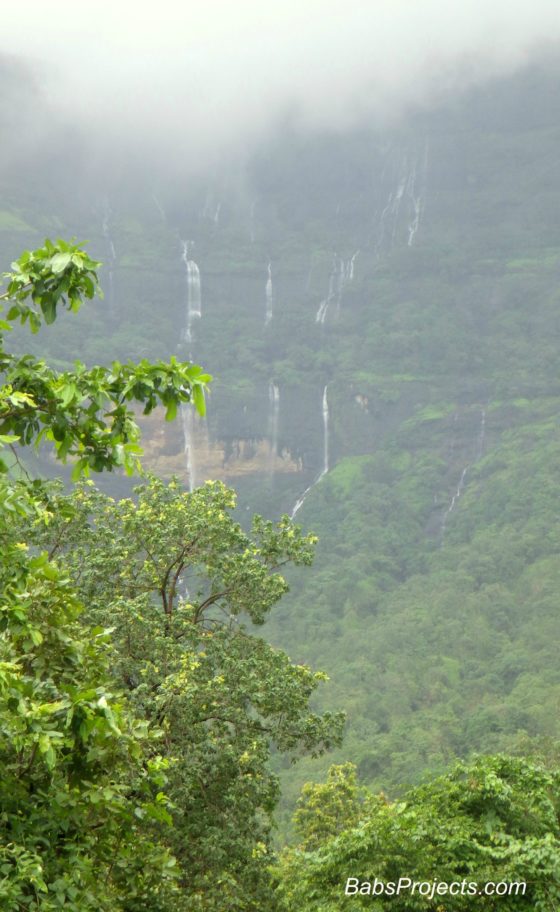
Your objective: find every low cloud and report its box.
[2,1,560,174]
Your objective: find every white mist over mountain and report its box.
[2,1,560,172]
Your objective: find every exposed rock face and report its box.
[138,407,301,485]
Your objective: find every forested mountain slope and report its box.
[2,62,560,813]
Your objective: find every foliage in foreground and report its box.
[23,475,344,910]
[275,756,560,910]
[0,518,179,911]
[0,238,210,478]
[0,240,211,908]
[0,240,343,910]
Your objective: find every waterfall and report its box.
[214,202,222,225]
[268,381,280,473]
[265,262,273,325]
[101,201,116,313]
[315,296,330,325]
[181,405,197,493]
[390,165,407,246]
[374,143,428,254]
[440,403,487,543]
[407,140,429,247]
[315,257,339,324]
[181,240,202,344]
[405,158,420,247]
[321,384,329,478]
[180,240,203,491]
[346,250,360,282]
[315,253,357,324]
[291,385,330,519]
[440,466,468,543]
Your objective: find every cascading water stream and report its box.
[181,405,196,494]
[346,250,360,282]
[407,140,429,247]
[316,253,358,324]
[181,240,202,344]
[320,384,329,478]
[390,169,407,246]
[268,381,280,474]
[265,262,273,325]
[291,385,330,518]
[179,239,203,492]
[374,143,428,254]
[440,405,488,543]
[405,159,419,246]
[440,466,468,541]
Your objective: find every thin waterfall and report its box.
[405,158,420,246]
[390,162,407,246]
[440,405,488,543]
[320,384,329,478]
[265,262,273,325]
[374,144,428,254]
[291,385,330,519]
[268,381,280,474]
[440,466,468,541]
[180,239,203,492]
[316,253,357,324]
[346,250,360,282]
[407,140,429,247]
[181,240,202,344]
[181,405,197,493]
[315,257,339,324]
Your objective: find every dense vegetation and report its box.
[0,242,342,908]
[275,755,560,910]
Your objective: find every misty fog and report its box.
[3,1,560,174]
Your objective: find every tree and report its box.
[0,239,210,909]
[22,475,345,911]
[1,239,343,910]
[291,762,368,851]
[0,526,180,911]
[274,755,560,911]
[0,238,210,478]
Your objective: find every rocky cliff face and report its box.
[139,408,301,485]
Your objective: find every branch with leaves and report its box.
[0,239,211,476]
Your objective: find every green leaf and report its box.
[192,384,206,416]
[50,252,71,273]
[57,383,77,407]
[164,398,178,422]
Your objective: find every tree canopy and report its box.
[275,756,560,911]
[0,239,343,910]
[0,239,210,909]
[21,474,344,910]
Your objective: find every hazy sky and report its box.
[3,1,560,172]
